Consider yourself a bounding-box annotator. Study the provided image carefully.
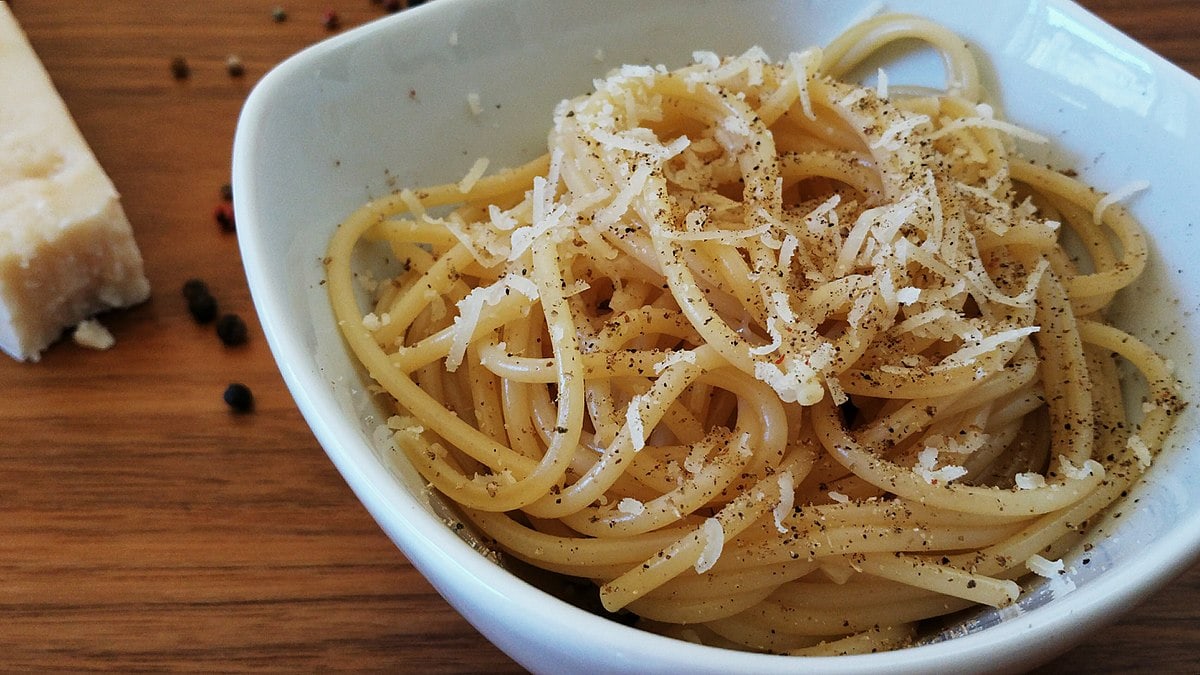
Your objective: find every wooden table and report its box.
[2,0,1196,671]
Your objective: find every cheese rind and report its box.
[0,3,150,361]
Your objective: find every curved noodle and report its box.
[326,14,1184,654]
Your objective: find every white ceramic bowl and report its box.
[232,1,1200,672]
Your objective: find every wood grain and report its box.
[0,0,1195,671]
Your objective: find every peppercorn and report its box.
[169,56,190,80]
[187,292,218,324]
[216,313,249,346]
[225,54,245,78]
[223,383,254,413]
[271,6,288,22]
[322,9,340,30]
[214,202,235,232]
[182,278,210,302]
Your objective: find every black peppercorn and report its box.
[216,313,249,346]
[223,383,254,413]
[186,291,218,324]
[169,56,190,80]
[182,278,210,302]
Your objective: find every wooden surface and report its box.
[1,0,1196,671]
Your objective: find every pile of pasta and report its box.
[327,14,1183,655]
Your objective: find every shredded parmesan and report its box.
[1014,472,1047,490]
[446,275,539,372]
[774,471,795,533]
[872,67,888,99]
[915,447,968,485]
[1127,434,1153,470]
[1058,456,1103,481]
[1093,179,1149,225]
[1026,554,1066,578]
[653,349,698,374]
[694,517,725,573]
[896,286,921,305]
[457,156,489,193]
[626,395,647,451]
[617,497,646,515]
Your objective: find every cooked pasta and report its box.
[325,13,1184,654]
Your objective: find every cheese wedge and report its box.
[0,3,150,361]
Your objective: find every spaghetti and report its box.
[326,13,1184,654]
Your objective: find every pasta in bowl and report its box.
[235,0,1200,671]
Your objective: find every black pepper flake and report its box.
[271,6,288,22]
[223,383,255,413]
[384,0,402,11]
[322,9,340,30]
[169,56,190,80]
[216,313,249,346]
[220,183,234,202]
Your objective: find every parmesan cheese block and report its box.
[0,3,150,361]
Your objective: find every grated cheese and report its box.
[1026,553,1065,578]
[626,394,647,451]
[653,348,698,374]
[1127,434,1152,470]
[915,446,968,485]
[694,517,725,573]
[1058,456,1103,481]
[1093,179,1149,225]
[446,275,539,372]
[774,471,795,533]
[617,497,646,515]
[1014,472,1047,490]
[896,286,921,305]
[457,156,490,193]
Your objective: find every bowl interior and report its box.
[234,0,1200,671]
